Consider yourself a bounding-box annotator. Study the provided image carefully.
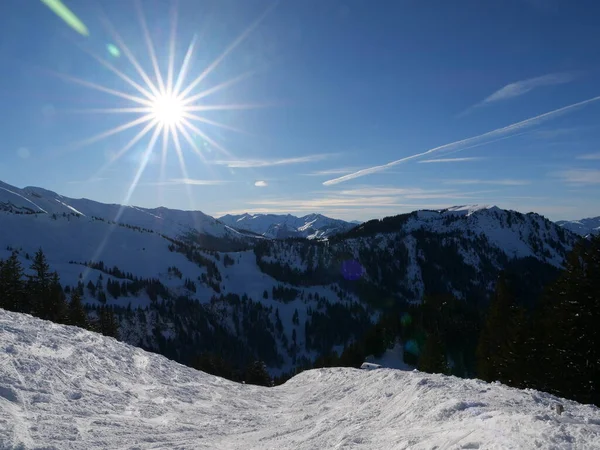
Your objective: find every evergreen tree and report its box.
[0,252,25,312]
[47,271,68,324]
[27,249,52,318]
[535,236,600,405]
[245,360,271,387]
[476,273,528,384]
[68,290,89,329]
[418,331,449,374]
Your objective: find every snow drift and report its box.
[1,309,599,449]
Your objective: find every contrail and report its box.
[323,94,600,186]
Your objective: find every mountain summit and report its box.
[218,212,356,239]
[556,216,600,237]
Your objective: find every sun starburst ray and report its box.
[98,13,162,98]
[118,123,164,220]
[176,122,208,164]
[93,118,159,179]
[77,44,156,101]
[62,107,153,114]
[50,70,154,106]
[159,124,170,186]
[184,103,269,112]
[178,71,255,105]
[180,117,233,158]
[176,5,273,100]
[172,36,197,97]
[182,112,250,135]
[72,114,155,150]
[171,123,196,204]
[134,0,166,94]
[68,114,153,154]
[166,0,179,96]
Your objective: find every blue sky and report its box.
[1,0,599,221]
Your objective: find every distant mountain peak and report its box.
[218,212,356,239]
[556,216,600,237]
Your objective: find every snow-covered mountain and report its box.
[0,180,251,243]
[218,212,356,239]
[0,180,581,376]
[556,216,600,237]
[2,309,599,450]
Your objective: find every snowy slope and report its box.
[557,216,600,237]
[1,309,599,450]
[0,209,353,373]
[344,204,578,266]
[0,180,246,241]
[219,213,355,239]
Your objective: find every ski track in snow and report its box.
[1,309,599,450]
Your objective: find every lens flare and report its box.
[41,0,89,36]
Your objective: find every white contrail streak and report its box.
[323,95,600,186]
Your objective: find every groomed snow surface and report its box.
[2,310,599,449]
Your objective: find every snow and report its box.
[2,309,599,450]
[0,180,245,241]
[405,206,574,266]
[219,212,355,239]
[365,340,415,371]
[557,216,600,237]
[441,204,500,216]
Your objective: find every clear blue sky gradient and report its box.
[1,0,599,221]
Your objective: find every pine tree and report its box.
[418,331,449,374]
[535,236,600,406]
[27,249,52,319]
[245,360,271,387]
[48,272,68,324]
[0,252,25,312]
[97,306,119,339]
[68,290,88,329]
[476,273,527,384]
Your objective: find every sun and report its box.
[151,93,184,127]
[53,1,273,212]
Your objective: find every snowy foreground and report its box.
[1,310,599,450]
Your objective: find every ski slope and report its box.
[1,309,599,449]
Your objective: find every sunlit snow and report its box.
[1,309,599,449]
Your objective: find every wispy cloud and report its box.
[254,180,268,187]
[324,94,600,186]
[214,154,333,168]
[335,186,497,200]
[483,73,579,104]
[576,152,600,160]
[532,127,582,140]
[302,167,359,176]
[68,177,107,184]
[443,179,531,186]
[147,178,231,186]
[418,157,483,164]
[458,72,580,117]
[555,169,600,185]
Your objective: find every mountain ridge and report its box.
[218,212,356,239]
[556,216,600,237]
[0,178,581,376]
